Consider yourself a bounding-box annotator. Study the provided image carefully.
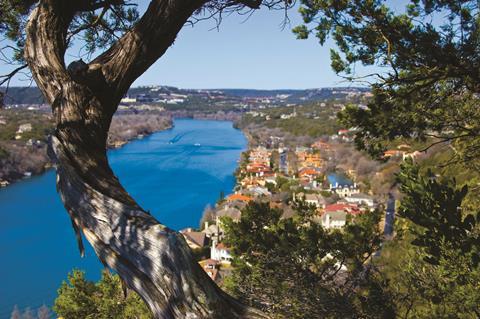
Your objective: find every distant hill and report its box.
[2,87,46,105]
[1,85,370,106]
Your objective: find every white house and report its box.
[344,193,375,208]
[333,185,360,197]
[321,211,347,229]
[296,192,326,208]
[211,240,233,263]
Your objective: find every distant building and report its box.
[245,186,271,197]
[211,240,233,263]
[311,140,331,151]
[321,210,347,229]
[17,123,32,134]
[321,203,363,229]
[120,96,137,103]
[299,168,321,182]
[199,259,220,281]
[180,229,208,249]
[296,192,326,208]
[327,173,359,197]
[324,203,361,216]
[226,193,253,203]
[344,193,375,208]
[215,205,242,221]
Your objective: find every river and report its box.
[0,119,247,318]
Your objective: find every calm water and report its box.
[0,119,246,318]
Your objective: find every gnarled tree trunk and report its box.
[24,1,267,318]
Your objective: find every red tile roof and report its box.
[227,194,253,202]
[324,203,361,215]
[299,168,320,176]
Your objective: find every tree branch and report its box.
[0,64,28,86]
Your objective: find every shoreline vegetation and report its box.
[0,110,173,188]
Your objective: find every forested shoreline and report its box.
[0,110,172,187]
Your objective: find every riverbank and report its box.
[0,111,173,188]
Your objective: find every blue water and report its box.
[327,173,353,187]
[0,119,246,318]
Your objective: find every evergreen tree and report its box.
[294,0,480,164]
[222,201,394,318]
[294,2,480,316]
[54,269,152,319]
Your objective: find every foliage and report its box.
[237,102,342,139]
[53,269,152,319]
[0,144,8,159]
[376,161,480,318]
[0,1,139,62]
[294,0,480,162]
[397,160,480,267]
[222,201,393,318]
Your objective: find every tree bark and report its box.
[24,1,267,318]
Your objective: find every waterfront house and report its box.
[227,193,253,203]
[215,205,242,221]
[246,163,272,177]
[245,186,271,198]
[249,146,272,166]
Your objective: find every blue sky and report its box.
[128,8,345,89]
[2,1,408,89]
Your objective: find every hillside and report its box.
[1,86,371,107]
